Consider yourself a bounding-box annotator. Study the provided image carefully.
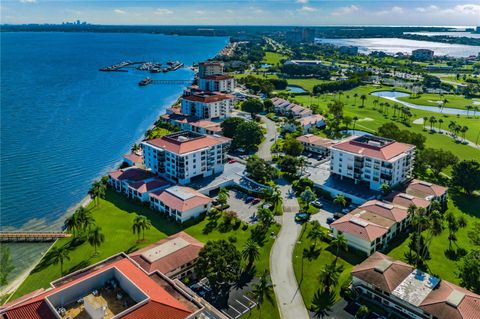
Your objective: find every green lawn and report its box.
[292,224,365,311]
[387,194,479,284]
[11,190,281,319]
[292,85,480,162]
[234,73,331,92]
[397,93,479,110]
[262,51,287,65]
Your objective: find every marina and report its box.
[100,60,184,73]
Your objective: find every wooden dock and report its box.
[0,231,72,242]
[151,79,194,85]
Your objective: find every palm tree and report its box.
[242,239,260,269]
[217,188,230,211]
[466,105,472,117]
[360,94,367,108]
[333,194,347,208]
[76,207,95,233]
[308,220,327,247]
[64,213,81,237]
[251,270,274,317]
[51,246,70,275]
[319,262,341,293]
[89,181,106,206]
[429,116,437,131]
[352,116,358,132]
[87,226,105,255]
[257,207,275,229]
[353,93,358,106]
[330,234,348,264]
[422,117,428,130]
[438,118,444,131]
[461,126,468,142]
[310,288,335,318]
[473,106,479,118]
[132,215,152,241]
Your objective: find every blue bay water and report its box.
[0,32,227,285]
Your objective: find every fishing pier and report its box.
[0,231,72,242]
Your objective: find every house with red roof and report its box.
[331,200,410,255]
[149,186,212,223]
[351,252,480,319]
[142,131,231,185]
[270,97,313,118]
[129,232,204,279]
[330,135,415,191]
[0,253,227,319]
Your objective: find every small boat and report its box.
[138,77,152,86]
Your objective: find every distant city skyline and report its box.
[1,1,480,26]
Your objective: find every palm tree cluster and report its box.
[64,206,95,236]
[447,121,469,142]
[132,214,152,242]
[89,180,107,206]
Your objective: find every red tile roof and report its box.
[109,168,155,182]
[351,252,414,293]
[406,179,448,198]
[297,114,325,127]
[130,232,203,275]
[150,186,212,213]
[420,281,480,319]
[296,134,335,148]
[145,133,230,155]
[123,153,143,164]
[388,191,431,210]
[331,213,389,242]
[357,200,409,223]
[1,257,194,319]
[332,136,414,161]
[128,178,169,193]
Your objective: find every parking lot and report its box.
[225,189,262,224]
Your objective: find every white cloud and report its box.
[154,8,173,15]
[19,0,36,3]
[298,5,316,12]
[376,6,404,15]
[415,4,479,16]
[415,5,438,13]
[296,0,309,3]
[452,4,480,15]
[226,9,234,14]
[332,5,359,16]
[114,9,126,15]
[196,10,207,15]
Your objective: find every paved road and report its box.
[257,115,277,161]
[270,181,310,319]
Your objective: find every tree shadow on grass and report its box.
[67,259,92,274]
[31,242,74,273]
[309,289,336,318]
[449,190,480,218]
[234,266,255,290]
[325,245,366,266]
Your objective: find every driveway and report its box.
[270,180,310,319]
[257,115,277,161]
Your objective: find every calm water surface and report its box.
[316,38,480,57]
[0,32,227,284]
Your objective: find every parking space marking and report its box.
[235,299,249,313]
[221,310,234,319]
[229,304,242,317]
[242,295,257,307]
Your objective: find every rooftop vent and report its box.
[374,259,393,274]
[367,140,382,147]
[178,136,189,142]
[375,202,394,210]
[399,193,414,200]
[350,217,369,227]
[446,290,465,308]
[419,181,433,187]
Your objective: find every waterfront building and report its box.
[122,151,144,167]
[198,74,235,93]
[149,186,212,223]
[0,253,225,319]
[330,200,410,255]
[180,91,234,120]
[142,131,231,185]
[296,134,336,156]
[198,61,224,78]
[351,252,480,319]
[129,232,204,279]
[330,135,415,191]
[108,167,170,202]
[412,48,434,60]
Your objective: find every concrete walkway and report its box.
[257,115,277,161]
[270,181,310,319]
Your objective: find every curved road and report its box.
[257,115,277,161]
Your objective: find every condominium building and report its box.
[161,112,223,135]
[198,74,235,93]
[331,200,410,255]
[198,61,224,78]
[330,135,415,191]
[0,253,226,319]
[142,131,231,184]
[149,186,212,223]
[351,252,480,319]
[180,91,234,120]
[129,232,204,279]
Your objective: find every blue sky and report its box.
[1,1,480,26]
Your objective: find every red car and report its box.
[228,159,236,164]
[252,198,261,204]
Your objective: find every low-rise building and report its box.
[161,112,223,136]
[129,232,204,280]
[405,179,448,205]
[0,253,224,319]
[330,135,415,191]
[351,252,480,319]
[331,200,409,255]
[122,152,143,167]
[296,114,326,133]
[142,131,231,184]
[108,167,170,202]
[412,48,434,60]
[296,134,336,156]
[271,97,313,118]
[181,91,234,120]
[149,186,212,223]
